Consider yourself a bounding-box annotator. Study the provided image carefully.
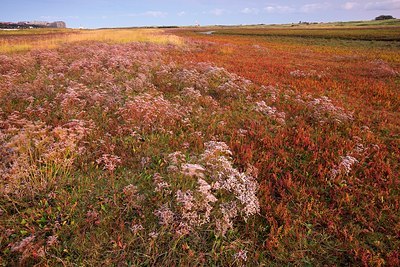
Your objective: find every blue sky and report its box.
[1,0,400,28]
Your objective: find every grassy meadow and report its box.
[0,29,183,53]
[0,25,399,266]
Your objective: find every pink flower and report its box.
[181,163,206,178]
[154,204,175,226]
[96,154,121,172]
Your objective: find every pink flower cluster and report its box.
[174,177,217,234]
[307,96,354,124]
[290,69,326,79]
[200,141,260,221]
[156,141,260,236]
[96,154,121,172]
[254,101,286,125]
[119,93,184,132]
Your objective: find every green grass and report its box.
[213,27,400,41]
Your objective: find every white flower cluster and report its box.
[157,141,260,236]
[307,96,353,124]
[254,101,286,124]
[331,155,359,179]
[201,141,260,221]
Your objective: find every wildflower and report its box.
[354,143,366,154]
[182,87,202,99]
[203,141,232,157]
[96,154,121,172]
[176,188,210,227]
[130,224,144,234]
[254,101,286,124]
[140,157,150,168]
[166,151,186,173]
[331,155,359,179]
[372,144,380,151]
[153,173,171,194]
[201,141,260,220]
[59,85,88,114]
[193,131,204,138]
[237,129,248,137]
[167,165,179,173]
[149,231,159,239]
[290,69,307,78]
[234,250,248,262]
[11,235,35,253]
[216,202,238,236]
[167,151,186,166]
[119,93,183,132]
[339,156,359,175]
[123,184,143,208]
[176,190,195,211]
[197,178,217,203]
[218,121,226,127]
[175,222,191,237]
[307,96,353,124]
[246,164,259,179]
[181,163,206,178]
[154,204,175,226]
[182,142,190,149]
[290,69,325,79]
[370,59,398,77]
[123,184,139,198]
[196,178,217,223]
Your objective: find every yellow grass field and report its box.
[0,28,183,53]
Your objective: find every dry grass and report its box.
[72,29,184,45]
[0,29,183,53]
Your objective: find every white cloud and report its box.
[300,3,330,13]
[264,5,295,14]
[177,11,186,16]
[365,0,400,10]
[241,7,259,15]
[342,2,359,10]
[209,8,225,16]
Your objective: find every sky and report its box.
[1,0,400,28]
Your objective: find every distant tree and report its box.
[375,15,395,20]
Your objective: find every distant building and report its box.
[0,20,66,29]
[49,21,66,28]
[28,21,49,26]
